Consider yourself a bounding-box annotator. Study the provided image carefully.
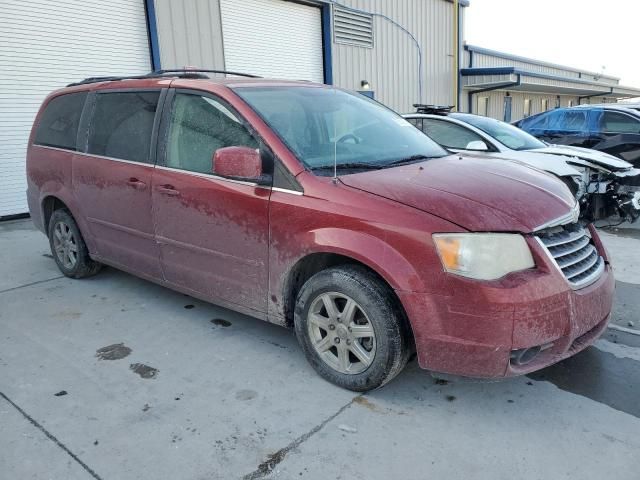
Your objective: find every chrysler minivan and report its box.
[27,71,614,391]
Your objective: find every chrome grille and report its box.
[536,224,604,289]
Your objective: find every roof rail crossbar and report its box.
[67,69,260,87]
[414,104,454,115]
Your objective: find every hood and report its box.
[531,145,634,172]
[484,150,584,178]
[340,154,576,232]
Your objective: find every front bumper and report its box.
[398,237,615,378]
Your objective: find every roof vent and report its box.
[333,6,374,48]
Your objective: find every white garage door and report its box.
[0,0,151,217]
[220,0,324,82]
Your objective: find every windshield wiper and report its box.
[385,154,433,166]
[311,162,384,171]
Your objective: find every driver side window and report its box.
[165,93,258,174]
[421,119,487,150]
[601,111,640,134]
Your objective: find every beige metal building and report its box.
[461,45,640,122]
[3,0,640,218]
[153,0,467,113]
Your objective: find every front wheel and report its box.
[294,265,410,391]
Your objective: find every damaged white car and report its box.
[404,109,640,224]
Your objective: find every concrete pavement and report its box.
[1,219,640,480]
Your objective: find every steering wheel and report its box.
[337,133,360,144]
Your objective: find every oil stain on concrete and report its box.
[529,347,640,418]
[211,319,232,327]
[95,343,132,360]
[235,389,257,401]
[130,363,159,379]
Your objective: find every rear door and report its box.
[152,89,271,314]
[73,88,165,279]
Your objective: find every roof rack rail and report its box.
[152,69,261,79]
[67,69,260,87]
[414,104,454,115]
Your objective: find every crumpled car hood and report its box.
[531,145,636,174]
[483,150,584,177]
[340,154,576,232]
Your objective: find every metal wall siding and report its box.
[154,0,458,112]
[155,0,226,70]
[0,0,151,216]
[331,0,456,112]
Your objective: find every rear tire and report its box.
[294,265,410,392]
[48,209,102,278]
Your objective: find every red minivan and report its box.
[26,71,614,391]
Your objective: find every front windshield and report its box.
[234,86,448,174]
[451,113,546,151]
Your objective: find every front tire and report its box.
[48,209,102,278]
[294,265,410,392]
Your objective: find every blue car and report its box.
[514,105,640,166]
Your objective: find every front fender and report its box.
[307,227,425,292]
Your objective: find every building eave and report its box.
[464,44,620,82]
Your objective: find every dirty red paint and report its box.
[26,77,614,378]
[213,146,263,178]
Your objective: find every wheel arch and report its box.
[41,195,69,232]
[281,251,415,349]
[39,191,96,253]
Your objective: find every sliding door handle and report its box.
[126,178,147,190]
[156,184,180,196]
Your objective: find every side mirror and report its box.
[465,140,489,151]
[212,146,270,184]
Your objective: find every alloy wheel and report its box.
[307,292,376,374]
[52,221,78,270]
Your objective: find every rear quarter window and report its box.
[560,110,588,131]
[520,111,550,130]
[34,92,88,150]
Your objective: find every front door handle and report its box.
[156,184,180,196]
[127,178,147,190]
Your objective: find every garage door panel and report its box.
[220,0,324,83]
[0,0,151,217]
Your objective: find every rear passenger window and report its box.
[88,91,160,163]
[34,92,87,150]
[421,119,486,150]
[165,93,258,174]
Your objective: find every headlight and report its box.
[432,233,534,280]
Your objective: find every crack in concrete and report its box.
[0,391,103,480]
[242,396,358,479]
[0,276,64,295]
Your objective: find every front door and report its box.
[73,90,164,279]
[153,90,271,314]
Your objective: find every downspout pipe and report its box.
[467,74,521,114]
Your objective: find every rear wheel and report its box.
[294,265,410,391]
[48,209,102,278]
